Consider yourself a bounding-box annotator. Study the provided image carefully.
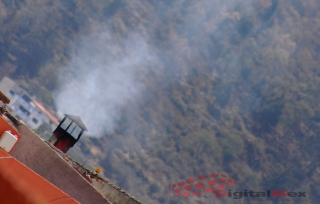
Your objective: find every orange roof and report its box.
[0,148,80,204]
[32,100,59,125]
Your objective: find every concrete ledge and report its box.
[11,123,111,204]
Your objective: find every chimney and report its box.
[48,114,87,153]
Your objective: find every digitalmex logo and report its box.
[169,174,308,202]
[169,173,236,198]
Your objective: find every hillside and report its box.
[1,0,320,203]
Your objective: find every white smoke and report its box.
[54,31,153,137]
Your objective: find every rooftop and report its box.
[0,96,143,204]
[65,114,88,131]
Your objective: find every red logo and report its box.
[169,173,236,197]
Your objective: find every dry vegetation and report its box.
[1,0,320,203]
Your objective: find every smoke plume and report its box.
[54,31,155,137]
